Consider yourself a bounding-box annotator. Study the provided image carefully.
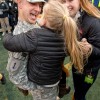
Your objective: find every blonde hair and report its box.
[80,0,100,18]
[43,1,86,72]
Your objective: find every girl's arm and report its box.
[3,30,37,52]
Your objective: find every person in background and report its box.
[0,0,11,35]
[3,1,89,100]
[7,0,18,31]
[57,0,100,100]
[0,73,6,84]
[91,0,100,10]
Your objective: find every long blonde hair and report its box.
[43,1,86,72]
[80,0,100,18]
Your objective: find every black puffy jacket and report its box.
[3,27,66,85]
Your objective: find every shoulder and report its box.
[81,12,100,30]
[31,27,47,34]
[83,12,100,25]
[33,27,57,37]
[79,12,100,37]
[87,15,100,31]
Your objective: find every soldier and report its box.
[5,0,45,96]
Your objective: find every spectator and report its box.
[0,0,11,35]
[7,0,18,31]
[0,73,6,84]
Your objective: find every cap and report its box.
[27,0,46,3]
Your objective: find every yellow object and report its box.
[0,73,3,80]
[62,62,72,77]
[64,62,72,70]
[72,95,75,100]
[98,1,100,7]
[63,15,67,20]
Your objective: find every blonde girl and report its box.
[42,1,88,72]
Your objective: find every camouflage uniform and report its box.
[30,84,58,100]
[7,20,39,90]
